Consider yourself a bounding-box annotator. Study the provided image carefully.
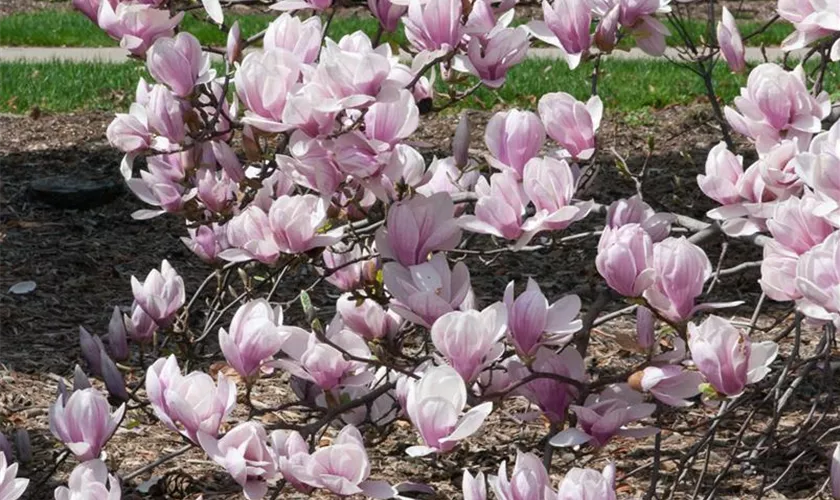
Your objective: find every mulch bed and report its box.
[0,101,834,499]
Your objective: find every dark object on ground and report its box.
[28,175,123,209]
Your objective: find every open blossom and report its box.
[521,157,592,238]
[296,425,397,498]
[368,0,407,32]
[431,303,508,383]
[264,13,322,63]
[147,32,214,97]
[404,0,463,54]
[270,430,312,494]
[0,455,27,500]
[404,365,493,456]
[322,243,380,292]
[538,92,602,160]
[107,104,151,154]
[458,27,529,88]
[717,7,745,73]
[725,63,831,150]
[417,156,481,203]
[364,89,420,146]
[634,365,703,407]
[528,0,591,69]
[198,422,278,500]
[484,109,545,178]
[130,259,185,328]
[146,355,237,443]
[50,387,125,462]
[383,253,475,327]
[550,385,657,448]
[313,35,395,104]
[503,278,581,357]
[375,192,462,266]
[337,294,400,341]
[490,451,550,500]
[220,299,290,380]
[688,315,779,397]
[508,347,586,423]
[459,171,527,241]
[97,2,183,56]
[698,141,745,206]
[222,195,343,264]
[54,460,121,500]
[182,223,229,263]
[606,195,674,242]
[795,231,840,323]
[596,223,655,297]
[235,49,303,133]
[548,463,616,500]
[644,237,712,323]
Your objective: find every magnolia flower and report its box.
[337,294,401,341]
[50,387,125,462]
[0,455,27,500]
[106,104,151,154]
[146,355,237,443]
[368,0,407,32]
[270,430,313,494]
[220,299,290,381]
[698,141,745,206]
[643,237,713,323]
[550,385,657,448]
[521,157,592,238]
[717,7,746,73]
[463,470,488,500]
[606,195,674,242]
[459,171,528,242]
[538,92,602,160]
[596,223,655,297]
[375,193,462,266]
[181,223,229,263]
[503,278,581,356]
[54,460,121,500]
[404,365,493,456]
[458,27,530,88]
[199,422,278,500]
[795,232,840,323]
[431,303,508,383]
[548,463,616,499]
[235,49,303,133]
[528,0,591,69]
[383,254,475,327]
[484,109,545,178]
[263,13,322,63]
[508,347,586,423]
[634,365,703,407]
[404,0,463,54]
[130,259,185,328]
[147,32,214,97]
[97,2,183,56]
[322,243,380,292]
[490,451,550,500]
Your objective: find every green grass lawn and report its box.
[0,9,792,49]
[5,57,837,115]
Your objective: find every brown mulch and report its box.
[0,103,835,499]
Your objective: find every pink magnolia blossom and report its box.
[490,451,550,500]
[606,195,674,242]
[227,20,241,63]
[503,278,581,357]
[637,365,703,407]
[767,192,835,255]
[636,306,656,351]
[235,50,303,133]
[49,387,125,462]
[725,63,831,150]
[269,430,313,494]
[688,315,779,397]
[795,231,840,322]
[643,237,713,323]
[760,240,802,301]
[222,195,343,263]
[0,455,27,500]
[145,84,186,151]
[107,306,129,361]
[404,365,493,456]
[106,104,151,154]
[538,92,603,160]
[756,140,804,199]
[145,355,237,443]
[54,460,120,500]
[264,13,322,64]
[717,7,746,73]
[509,347,586,423]
[130,259,185,328]
[97,2,183,56]
[550,385,657,448]
[463,470,487,500]
[147,32,214,97]
[459,171,528,241]
[313,34,395,104]
[195,167,235,213]
[521,157,592,237]
[548,463,616,500]
[127,302,158,342]
[337,294,401,341]
[617,0,672,56]
[594,4,621,52]
[181,223,229,263]
[125,151,188,219]
[431,303,508,383]
[198,422,278,500]
[73,0,109,23]
[220,299,291,380]
[365,89,420,147]
[404,0,463,54]
[528,0,591,69]
[484,109,546,178]
[416,157,481,203]
[596,223,655,297]
[793,124,840,226]
[297,425,397,498]
[368,0,407,32]
[779,0,840,60]
[698,141,745,206]
[383,253,475,327]
[458,26,529,88]
[322,243,380,292]
[375,192,462,266]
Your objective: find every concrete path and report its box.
[0,45,800,63]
